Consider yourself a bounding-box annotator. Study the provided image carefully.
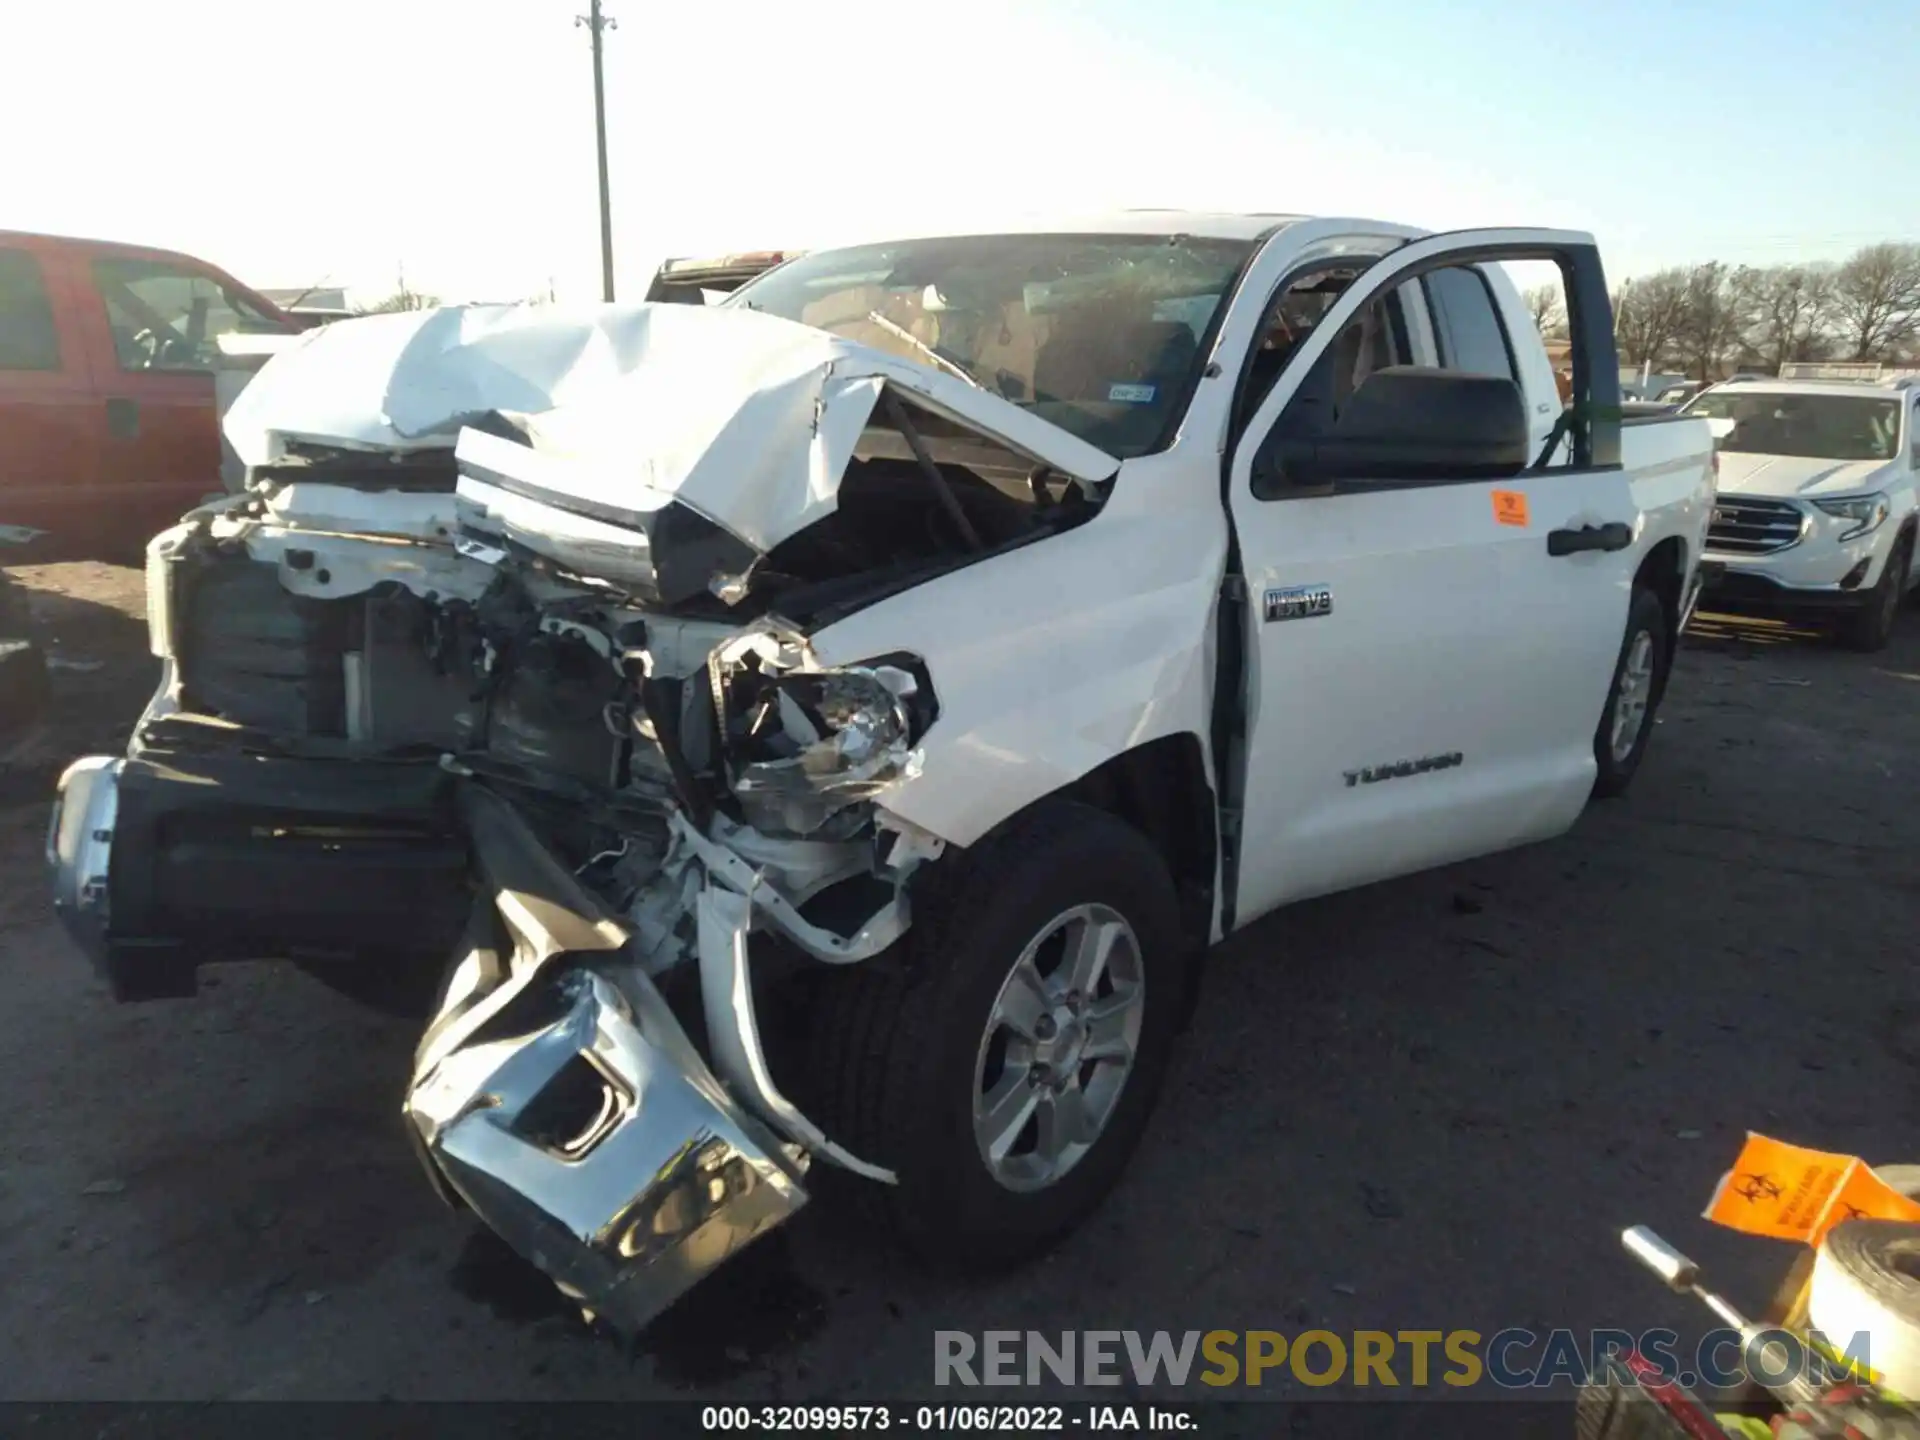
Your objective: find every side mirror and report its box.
[1256,367,1530,491]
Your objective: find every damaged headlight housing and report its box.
[713,640,934,837]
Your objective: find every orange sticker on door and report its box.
[1491,490,1530,527]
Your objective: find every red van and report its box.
[0,231,304,560]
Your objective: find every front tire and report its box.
[1592,586,1670,799]
[801,801,1187,1269]
[1837,533,1910,653]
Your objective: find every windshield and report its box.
[726,233,1255,457]
[1684,390,1902,462]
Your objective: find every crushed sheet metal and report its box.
[226,301,1119,559]
[243,529,495,604]
[876,809,948,868]
[409,787,634,1087]
[406,788,807,1335]
[258,483,457,542]
[410,968,807,1335]
[223,305,666,467]
[696,886,896,1184]
[669,811,909,964]
[704,819,871,905]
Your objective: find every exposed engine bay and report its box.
[84,301,1119,1334]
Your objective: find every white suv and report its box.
[1685,378,1920,650]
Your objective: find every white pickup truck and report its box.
[47,213,1715,1332]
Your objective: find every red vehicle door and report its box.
[0,239,102,554]
[65,243,297,557]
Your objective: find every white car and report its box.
[48,213,1716,1332]
[1684,378,1920,649]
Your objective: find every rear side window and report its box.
[0,247,62,371]
[1422,266,1515,380]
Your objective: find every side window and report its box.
[1236,266,1355,432]
[1250,245,1602,498]
[0,247,62,372]
[90,256,281,373]
[1422,266,1516,381]
[1234,264,1415,435]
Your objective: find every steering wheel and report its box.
[129,327,193,369]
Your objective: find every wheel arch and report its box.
[1046,732,1218,960]
[913,733,1218,1016]
[1895,512,1918,580]
[1634,535,1688,646]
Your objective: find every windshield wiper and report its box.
[865,311,982,389]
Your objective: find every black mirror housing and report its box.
[1263,367,1530,488]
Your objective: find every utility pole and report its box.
[576,0,617,301]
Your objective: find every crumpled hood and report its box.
[1715,452,1897,500]
[223,302,1119,560]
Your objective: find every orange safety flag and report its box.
[1703,1132,1920,1245]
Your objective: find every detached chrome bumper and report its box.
[404,786,807,1334]
[409,968,806,1332]
[46,756,122,979]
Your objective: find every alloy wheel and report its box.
[971,903,1146,1193]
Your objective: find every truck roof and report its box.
[812,210,1314,244]
[0,228,294,324]
[0,227,245,272]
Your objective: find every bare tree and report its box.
[357,264,440,315]
[1525,284,1566,338]
[1744,264,1834,372]
[1673,262,1759,382]
[359,285,440,314]
[1613,268,1692,370]
[1830,242,1920,360]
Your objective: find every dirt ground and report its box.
[1,561,1917,1403]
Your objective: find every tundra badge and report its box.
[1265,584,1332,622]
[1343,752,1464,787]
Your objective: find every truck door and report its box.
[71,251,290,554]
[1224,229,1638,923]
[0,241,101,548]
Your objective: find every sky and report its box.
[3,0,1915,306]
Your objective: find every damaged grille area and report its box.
[103,358,1114,1333]
[59,293,1142,1337]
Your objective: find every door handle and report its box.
[1546,522,1632,556]
[105,397,140,439]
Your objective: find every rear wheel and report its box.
[1592,586,1670,799]
[800,801,1187,1268]
[1837,533,1911,653]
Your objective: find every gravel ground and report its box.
[1,562,1916,1403]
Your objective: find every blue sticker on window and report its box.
[1108,382,1156,404]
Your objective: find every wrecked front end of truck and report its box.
[46,300,1120,1331]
